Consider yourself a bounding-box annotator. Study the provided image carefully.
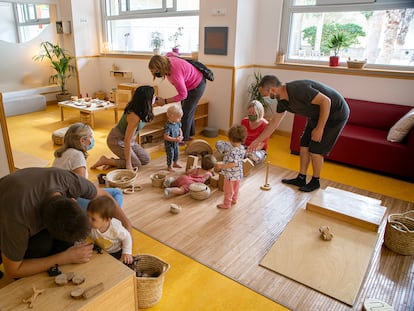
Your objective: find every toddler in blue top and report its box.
[164,104,184,171]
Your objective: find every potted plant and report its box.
[151,31,164,55]
[168,27,183,53]
[327,32,349,67]
[33,41,76,101]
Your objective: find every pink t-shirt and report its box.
[241,117,269,150]
[166,52,203,102]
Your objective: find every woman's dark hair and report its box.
[125,85,155,123]
[42,196,90,243]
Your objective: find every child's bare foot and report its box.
[173,163,182,168]
[217,204,230,209]
[91,155,110,169]
[167,166,175,172]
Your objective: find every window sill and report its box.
[270,62,414,80]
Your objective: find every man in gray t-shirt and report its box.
[249,75,349,192]
[0,167,132,278]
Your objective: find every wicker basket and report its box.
[103,168,138,188]
[150,173,166,188]
[52,127,69,145]
[189,182,211,200]
[128,254,170,309]
[383,210,414,255]
[347,60,366,69]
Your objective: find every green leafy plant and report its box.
[247,72,267,108]
[168,27,183,49]
[151,31,164,49]
[327,32,350,56]
[33,41,76,94]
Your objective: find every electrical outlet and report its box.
[212,8,226,16]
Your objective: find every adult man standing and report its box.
[249,75,349,192]
[0,167,132,278]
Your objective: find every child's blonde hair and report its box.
[166,104,183,119]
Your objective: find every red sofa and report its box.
[290,98,414,181]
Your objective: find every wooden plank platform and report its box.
[260,208,380,306]
[306,187,386,232]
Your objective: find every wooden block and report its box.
[306,188,386,232]
[325,186,382,206]
[0,252,137,310]
[186,155,198,172]
[218,173,224,191]
[242,158,254,177]
[210,174,219,188]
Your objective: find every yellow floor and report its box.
[1,105,413,310]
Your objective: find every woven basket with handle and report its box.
[383,210,414,255]
[128,254,170,309]
[103,167,138,188]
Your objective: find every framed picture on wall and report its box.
[204,27,228,55]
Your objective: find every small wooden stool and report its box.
[242,158,255,177]
[52,127,69,145]
[186,155,198,172]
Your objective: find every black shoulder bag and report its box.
[183,58,214,82]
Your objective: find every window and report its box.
[16,3,50,42]
[280,0,414,70]
[0,2,50,43]
[102,0,199,54]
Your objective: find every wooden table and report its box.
[58,100,118,128]
[0,252,137,311]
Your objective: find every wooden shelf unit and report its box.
[138,99,209,152]
[117,83,159,96]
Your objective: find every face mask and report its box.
[263,96,278,107]
[86,137,94,151]
[154,72,162,78]
[248,115,258,122]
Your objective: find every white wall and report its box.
[1,0,413,135]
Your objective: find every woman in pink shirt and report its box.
[149,53,206,144]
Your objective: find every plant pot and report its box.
[56,93,71,102]
[172,47,179,54]
[153,48,160,55]
[329,56,339,67]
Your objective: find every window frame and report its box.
[13,2,50,43]
[280,0,414,71]
[101,0,199,54]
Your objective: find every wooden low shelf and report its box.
[138,99,209,152]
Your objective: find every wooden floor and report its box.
[121,154,413,311]
[3,104,414,311]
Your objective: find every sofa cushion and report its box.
[387,108,414,142]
